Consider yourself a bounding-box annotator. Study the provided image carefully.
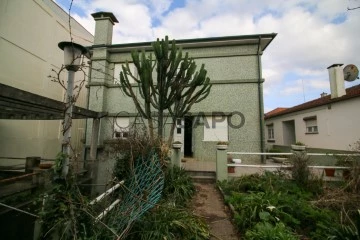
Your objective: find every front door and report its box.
[184,116,193,157]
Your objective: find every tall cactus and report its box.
[119,50,155,140]
[119,36,211,142]
[167,62,212,145]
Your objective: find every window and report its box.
[114,117,130,139]
[304,116,318,134]
[203,115,228,141]
[114,63,138,84]
[306,125,318,133]
[267,124,274,140]
[176,118,182,134]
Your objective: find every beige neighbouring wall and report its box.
[0,0,93,165]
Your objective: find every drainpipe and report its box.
[257,37,265,163]
[83,59,92,163]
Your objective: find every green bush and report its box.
[127,201,209,240]
[245,222,298,240]
[291,152,311,187]
[327,210,360,240]
[38,179,95,239]
[125,166,207,239]
[221,172,342,239]
[229,191,300,232]
[162,166,195,206]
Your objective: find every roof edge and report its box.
[265,85,360,120]
[89,33,277,50]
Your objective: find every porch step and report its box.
[186,170,216,183]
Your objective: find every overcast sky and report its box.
[56,0,360,113]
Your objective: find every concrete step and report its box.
[191,175,216,183]
[186,170,216,183]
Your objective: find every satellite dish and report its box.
[343,64,359,82]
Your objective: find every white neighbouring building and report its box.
[0,0,93,163]
[265,64,360,151]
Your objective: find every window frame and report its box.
[266,123,275,142]
[203,115,228,142]
[113,117,130,139]
[303,116,319,134]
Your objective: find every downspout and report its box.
[257,37,265,163]
[83,58,92,163]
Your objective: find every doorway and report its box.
[184,116,193,157]
[282,120,296,146]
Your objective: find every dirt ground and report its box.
[192,183,239,240]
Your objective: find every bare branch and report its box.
[347,6,360,10]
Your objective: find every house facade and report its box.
[265,64,360,151]
[86,12,276,164]
[0,0,93,163]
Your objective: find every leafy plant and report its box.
[327,210,360,240]
[229,191,299,232]
[220,172,342,239]
[127,201,209,240]
[126,166,208,239]
[53,152,66,176]
[38,178,95,239]
[245,222,298,240]
[162,166,195,207]
[291,151,311,187]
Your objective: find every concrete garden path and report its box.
[192,183,239,240]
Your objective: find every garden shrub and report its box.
[127,201,209,240]
[221,172,349,240]
[291,151,311,187]
[125,167,208,240]
[326,210,360,240]
[38,178,96,239]
[162,166,195,207]
[230,191,300,232]
[111,129,167,182]
[244,222,298,240]
[125,163,207,239]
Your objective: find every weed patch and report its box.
[219,171,360,239]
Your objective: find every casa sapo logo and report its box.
[115,111,246,129]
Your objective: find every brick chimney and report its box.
[327,64,346,99]
[91,12,118,45]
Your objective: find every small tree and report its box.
[120,36,211,143]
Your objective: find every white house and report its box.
[265,64,360,151]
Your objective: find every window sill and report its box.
[267,139,275,143]
[305,132,319,135]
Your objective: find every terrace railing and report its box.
[216,146,360,181]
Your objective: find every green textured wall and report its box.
[191,83,262,162]
[87,44,263,163]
